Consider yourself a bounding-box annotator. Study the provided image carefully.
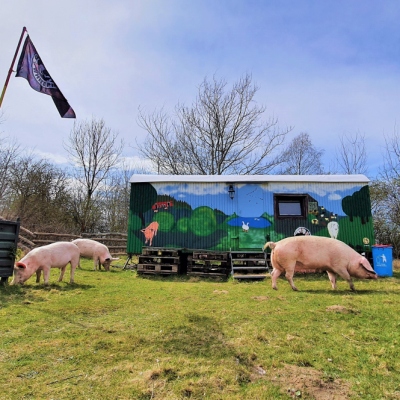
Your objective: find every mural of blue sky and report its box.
[153,182,366,218]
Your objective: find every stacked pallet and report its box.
[187,251,230,278]
[230,251,270,280]
[137,247,180,276]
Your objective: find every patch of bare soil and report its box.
[252,295,270,301]
[270,364,351,399]
[213,290,229,294]
[326,305,360,314]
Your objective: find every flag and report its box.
[15,35,76,118]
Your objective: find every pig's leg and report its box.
[70,262,77,284]
[327,271,337,289]
[58,265,66,282]
[93,258,97,271]
[36,270,41,283]
[271,268,282,290]
[285,268,298,291]
[336,270,355,291]
[43,267,51,285]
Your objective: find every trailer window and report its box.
[274,195,307,218]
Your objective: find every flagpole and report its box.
[0,27,27,109]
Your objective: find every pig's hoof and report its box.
[292,287,299,291]
[272,287,278,290]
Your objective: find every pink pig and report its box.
[71,239,119,271]
[263,236,377,291]
[11,242,81,285]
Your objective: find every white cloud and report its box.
[1,0,399,180]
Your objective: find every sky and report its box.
[1,0,400,179]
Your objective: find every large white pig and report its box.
[263,236,377,291]
[71,238,119,271]
[11,242,80,285]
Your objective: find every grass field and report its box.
[1,258,400,399]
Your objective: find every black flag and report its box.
[16,35,76,118]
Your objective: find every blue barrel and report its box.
[372,245,393,277]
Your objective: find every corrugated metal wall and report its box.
[127,180,374,254]
[0,219,20,278]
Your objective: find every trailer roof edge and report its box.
[129,174,370,184]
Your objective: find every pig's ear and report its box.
[359,257,375,273]
[360,263,377,275]
[15,262,27,269]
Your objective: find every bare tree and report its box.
[6,155,75,231]
[99,160,142,232]
[137,74,292,175]
[369,129,400,255]
[64,117,124,232]
[278,132,325,175]
[335,132,367,174]
[0,135,20,214]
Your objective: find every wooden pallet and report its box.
[141,247,180,257]
[230,250,270,280]
[187,251,230,278]
[137,263,179,275]
[137,247,181,275]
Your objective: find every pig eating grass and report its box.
[71,238,119,271]
[11,242,80,285]
[263,236,377,291]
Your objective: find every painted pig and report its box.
[140,221,159,246]
[263,236,377,291]
[11,242,80,285]
[71,238,119,271]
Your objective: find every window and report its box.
[274,194,307,218]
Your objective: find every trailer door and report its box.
[235,184,269,250]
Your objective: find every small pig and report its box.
[11,242,80,285]
[263,236,377,291]
[71,238,119,271]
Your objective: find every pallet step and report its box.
[188,266,229,271]
[141,247,180,256]
[232,266,268,271]
[187,271,228,278]
[230,252,266,258]
[192,252,228,261]
[232,274,268,280]
[139,256,180,264]
[137,263,179,274]
[189,260,228,267]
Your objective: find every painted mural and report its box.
[127,181,374,254]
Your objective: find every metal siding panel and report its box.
[127,179,374,254]
[0,220,20,277]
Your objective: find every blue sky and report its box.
[1,0,400,178]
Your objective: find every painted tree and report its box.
[342,186,372,224]
[129,183,157,227]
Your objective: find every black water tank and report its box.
[0,218,20,284]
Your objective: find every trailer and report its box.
[127,175,374,279]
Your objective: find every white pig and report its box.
[11,242,80,285]
[263,236,377,291]
[71,238,119,271]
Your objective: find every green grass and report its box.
[1,259,400,399]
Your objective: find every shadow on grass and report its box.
[300,288,381,295]
[158,313,239,360]
[0,282,94,308]
[136,274,228,283]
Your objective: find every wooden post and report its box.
[0,27,27,108]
